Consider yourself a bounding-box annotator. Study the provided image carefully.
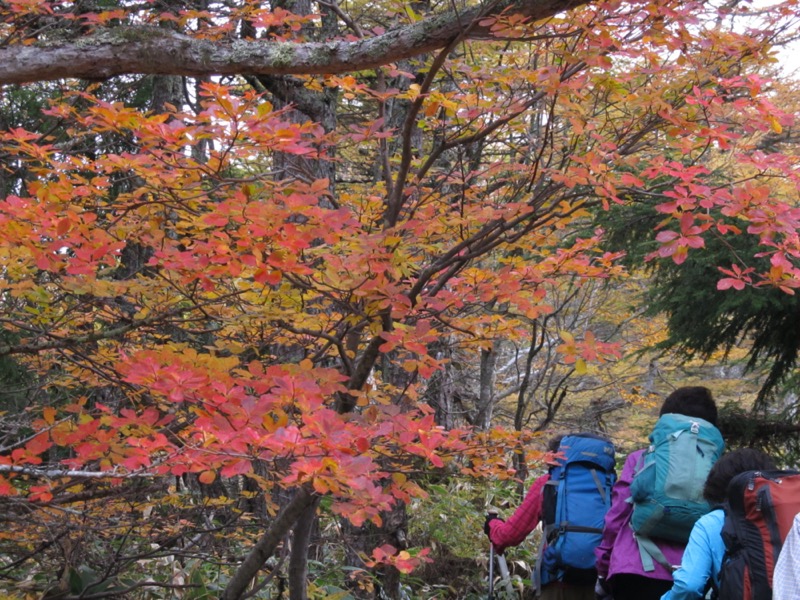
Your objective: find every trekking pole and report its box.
[495,552,515,597]
[488,542,495,600]
[486,509,497,600]
[487,510,498,599]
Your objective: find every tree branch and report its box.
[0,0,590,85]
[0,464,153,478]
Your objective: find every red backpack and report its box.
[716,469,800,600]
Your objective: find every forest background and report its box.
[1,0,800,598]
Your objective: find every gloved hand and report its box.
[594,576,612,600]
[484,513,503,536]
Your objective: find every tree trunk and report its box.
[288,496,321,600]
[475,342,498,430]
[222,487,317,600]
[425,342,457,429]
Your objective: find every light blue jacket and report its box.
[660,508,726,600]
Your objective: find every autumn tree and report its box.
[1,0,799,598]
[596,71,800,458]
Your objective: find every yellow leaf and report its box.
[575,358,587,375]
[404,3,420,21]
[256,101,274,118]
[404,84,422,101]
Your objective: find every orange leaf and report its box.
[198,470,216,484]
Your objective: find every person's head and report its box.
[547,434,565,453]
[703,448,777,505]
[660,386,718,426]
[543,434,565,465]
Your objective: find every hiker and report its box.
[594,386,724,600]
[485,433,616,599]
[659,448,777,599]
[716,467,800,600]
[774,511,800,600]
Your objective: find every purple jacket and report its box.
[594,448,684,582]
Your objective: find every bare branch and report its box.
[0,0,590,85]
[0,464,153,479]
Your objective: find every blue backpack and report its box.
[538,434,616,588]
[629,413,724,571]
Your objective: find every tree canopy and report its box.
[1,0,799,597]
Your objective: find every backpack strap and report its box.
[634,448,648,474]
[542,478,559,541]
[633,531,674,573]
[536,478,559,594]
[590,468,608,505]
[706,575,719,600]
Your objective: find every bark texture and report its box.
[0,0,590,84]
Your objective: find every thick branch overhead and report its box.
[0,0,588,84]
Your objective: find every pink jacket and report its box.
[488,473,549,553]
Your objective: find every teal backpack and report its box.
[628,413,724,571]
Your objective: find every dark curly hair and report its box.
[703,448,776,505]
[660,386,718,426]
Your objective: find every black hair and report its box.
[660,386,718,426]
[547,435,565,453]
[703,448,776,505]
